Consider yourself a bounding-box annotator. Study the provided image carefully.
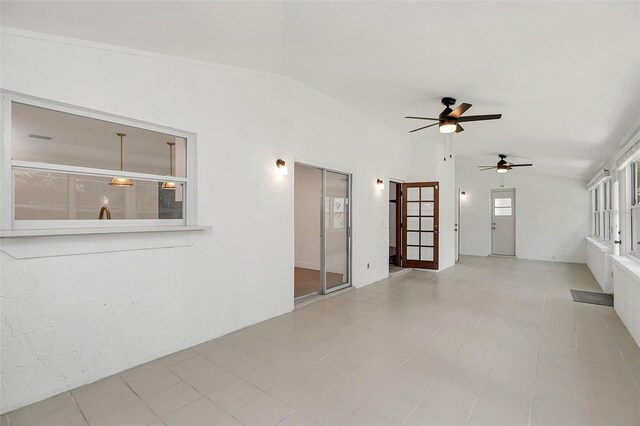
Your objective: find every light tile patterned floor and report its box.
[3,256,640,425]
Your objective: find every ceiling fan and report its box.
[478,154,533,173]
[405,97,502,134]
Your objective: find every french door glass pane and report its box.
[325,171,349,291]
[407,187,420,201]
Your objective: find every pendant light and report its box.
[110,133,133,186]
[161,141,176,190]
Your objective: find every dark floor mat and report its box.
[570,289,614,307]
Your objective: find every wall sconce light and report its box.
[460,191,467,200]
[376,179,385,189]
[275,159,288,175]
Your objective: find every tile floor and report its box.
[3,256,640,426]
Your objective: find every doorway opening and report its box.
[389,180,403,273]
[491,188,516,256]
[294,163,352,301]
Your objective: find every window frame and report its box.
[593,185,601,238]
[629,161,640,256]
[603,179,611,242]
[1,91,198,232]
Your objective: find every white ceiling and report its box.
[3,1,639,179]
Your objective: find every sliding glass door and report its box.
[294,164,351,300]
[323,170,351,293]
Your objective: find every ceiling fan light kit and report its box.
[478,154,533,174]
[405,97,502,134]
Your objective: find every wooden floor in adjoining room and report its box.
[294,267,344,298]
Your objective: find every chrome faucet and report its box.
[98,206,111,220]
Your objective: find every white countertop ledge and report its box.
[0,225,211,238]
[611,255,640,278]
[585,237,612,252]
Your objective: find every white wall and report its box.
[611,256,640,346]
[0,30,457,412]
[586,237,614,293]
[456,158,589,263]
[294,164,321,270]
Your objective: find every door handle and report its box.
[614,240,621,244]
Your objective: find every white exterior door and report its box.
[491,189,515,256]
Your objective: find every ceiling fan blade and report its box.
[477,165,496,168]
[457,114,502,122]
[447,103,472,119]
[509,164,533,167]
[409,123,438,133]
[455,123,464,133]
[478,167,497,171]
[405,116,440,120]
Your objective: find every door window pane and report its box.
[494,207,512,216]
[407,217,419,230]
[407,232,420,246]
[421,217,434,231]
[421,202,434,216]
[407,202,420,216]
[494,198,511,207]
[421,247,434,261]
[421,187,434,201]
[407,246,419,260]
[407,187,420,201]
[421,232,433,246]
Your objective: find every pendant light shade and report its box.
[161,141,176,190]
[110,133,133,186]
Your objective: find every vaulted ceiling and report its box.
[2,1,639,179]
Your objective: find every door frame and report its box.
[294,162,352,300]
[389,179,403,267]
[490,188,516,256]
[401,181,439,270]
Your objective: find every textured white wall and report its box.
[456,158,589,263]
[0,31,456,412]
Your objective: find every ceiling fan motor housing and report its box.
[441,97,456,107]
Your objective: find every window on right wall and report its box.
[630,161,640,254]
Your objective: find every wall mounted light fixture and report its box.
[275,159,288,175]
[110,133,133,186]
[376,179,385,189]
[460,191,467,200]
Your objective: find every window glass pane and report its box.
[14,169,184,221]
[494,198,511,207]
[494,207,512,216]
[12,102,187,177]
[636,161,640,206]
[632,209,640,252]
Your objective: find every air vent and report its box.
[29,134,52,140]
